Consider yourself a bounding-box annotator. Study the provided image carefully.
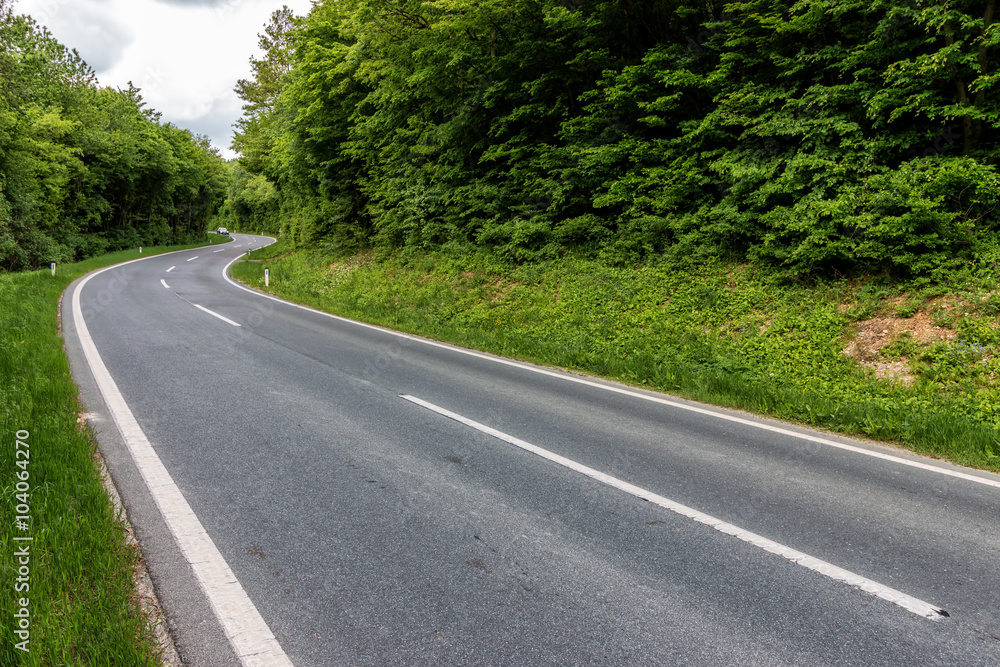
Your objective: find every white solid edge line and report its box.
[71,251,293,667]
[220,253,1000,492]
[194,304,241,327]
[400,394,948,621]
[160,279,170,289]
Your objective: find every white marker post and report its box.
[51,263,56,276]
[265,268,270,287]
[139,246,142,254]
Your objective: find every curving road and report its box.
[62,234,1000,666]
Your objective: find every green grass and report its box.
[232,241,1000,473]
[0,236,228,666]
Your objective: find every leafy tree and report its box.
[0,7,229,271]
[231,0,1000,279]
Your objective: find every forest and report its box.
[0,0,228,272]
[226,0,1000,281]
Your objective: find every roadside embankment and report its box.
[232,241,1000,473]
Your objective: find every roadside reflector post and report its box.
[51,263,56,276]
[139,246,142,254]
[265,268,270,287]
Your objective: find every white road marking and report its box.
[187,256,199,262]
[194,304,241,327]
[167,266,175,273]
[214,249,226,253]
[234,245,243,248]
[221,255,1000,492]
[160,280,170,289]
[71,255,292,667]
[401,394,948,621]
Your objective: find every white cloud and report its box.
[29,2,133,71]
[15,0,314,159]
[153,0,231,6]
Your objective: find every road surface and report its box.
[62,234,1000,665]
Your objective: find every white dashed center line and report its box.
[222,246,1000,491]
[187,256,199,262]
[193,304,241,327]
[72,256,291,666]
[401,394,949,622]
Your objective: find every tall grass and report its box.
[232,243,1000,473]
[0,236,227,666]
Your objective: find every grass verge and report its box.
[232,240,1000,473]
[0,235,229,666]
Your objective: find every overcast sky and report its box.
[14,0,315,159]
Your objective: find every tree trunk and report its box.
[975,1,996,146]
[945,20,974,154]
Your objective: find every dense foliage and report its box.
[233,1,1000,280]
[0,2,229,271]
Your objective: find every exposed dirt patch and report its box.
[846,312,956,360]
[487,277,519,303]
[843,309,957,385]
[870,359,914,384]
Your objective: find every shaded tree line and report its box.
[233,1,1000,279]
[0,1,229,271]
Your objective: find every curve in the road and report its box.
[71,248,292,667]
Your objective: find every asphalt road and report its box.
[62,234,1000,666]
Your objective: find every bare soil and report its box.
[843,297,958,386]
